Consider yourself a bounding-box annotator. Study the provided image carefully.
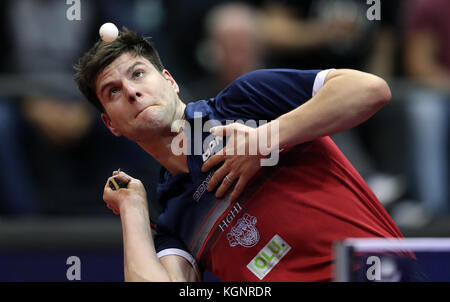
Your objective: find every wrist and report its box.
[119,197,148,214]
[257,120,284,155]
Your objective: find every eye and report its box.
[133,70,144,79]
[109,87,120,98]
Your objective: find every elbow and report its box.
[367,76,392,108]
[124,266,172,282]
[379,79,392,105]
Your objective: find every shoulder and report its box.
[210,68,332,120]
[219,69,324,99]
[232,68,322,87]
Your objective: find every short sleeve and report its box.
[213,69,330,121]
[154,232,202,280]
[313,69,334,96]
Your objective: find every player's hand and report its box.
[201,123,265,202]
[103,170,148,215]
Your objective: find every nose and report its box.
[124,81,142,103]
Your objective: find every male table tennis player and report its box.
[74,28,411,281]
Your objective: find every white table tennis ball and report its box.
[99,23,119,42]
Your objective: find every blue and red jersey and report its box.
[154,69,405,281]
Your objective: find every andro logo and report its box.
[247,234,291,280]
[202,135,223,162]
[227,213,259,248]
[193,172,213,202]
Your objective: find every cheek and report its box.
[108,108,128,126]
[105,108,134,133]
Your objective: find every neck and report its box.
[138,133,189,176]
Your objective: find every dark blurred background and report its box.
[0,0,449,281]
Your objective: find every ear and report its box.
[162,69,180,94]
[101,113,122,137]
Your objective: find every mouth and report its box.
[135,103,161,119]
[135,106,150,119]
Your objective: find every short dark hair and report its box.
[73,27,165,113]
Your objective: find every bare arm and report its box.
[203,69,391,200]
[272,69,391,150]
[104,171,200,282]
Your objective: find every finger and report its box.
[126,176,145,191]
[116,171,132,184]
[209,125,226,137]
[107,203,118,213]
[215,174,236,199]
[229,177,248,202]
[206,165,229,192]
[106,202,119,213]
[107,173,132,191]
[210,123,240,137]
[202,151,225,173]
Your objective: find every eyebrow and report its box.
[126,61,146,76]
[99,61,147,98]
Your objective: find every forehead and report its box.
[95,53,153,88]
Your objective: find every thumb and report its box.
[116,171,132,184]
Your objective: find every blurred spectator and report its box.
[0,0,160,217]
[258,0,406,206]
[162,0,223,87]
[188,2,265,99]
[0,0,98,216]
[260,0,373,69]
[0,99,39,215]
[401,0,450,225]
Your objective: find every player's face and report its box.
[96,52,180,142]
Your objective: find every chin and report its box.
[140,104,166,120]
